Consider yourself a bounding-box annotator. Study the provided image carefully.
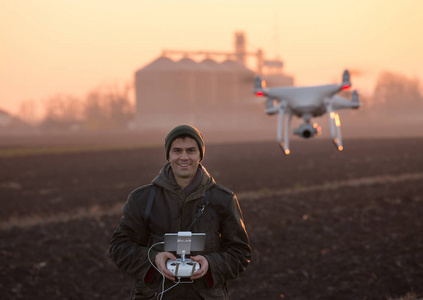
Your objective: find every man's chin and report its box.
[177,172,194,178]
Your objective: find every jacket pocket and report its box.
[132,279,157,300]
[204,229,220,253]
[198,208,220,232]
[197,209,221,252]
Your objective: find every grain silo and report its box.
[134,32,293,135]
[175,57,198,105]
[135,56,178,129]
[135,56,201,128]
[198,58,221,106]
[221,59,254,105]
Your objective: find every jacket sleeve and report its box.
[109,191,158,280]
[205,193,252,286]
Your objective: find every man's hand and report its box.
[190,255,209,280]
[155,252,177,281]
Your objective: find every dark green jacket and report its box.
[109,163,251,299]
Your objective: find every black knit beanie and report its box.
[165,125,205,161]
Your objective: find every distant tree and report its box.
[107,83,134,127]
[373,71,422,107]
[83,82,134,130]
[18,100,38,124]
[38,82,135,131]
[84,89,108,129]
[40,94,83,130]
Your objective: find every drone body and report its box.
[254,70,361,154]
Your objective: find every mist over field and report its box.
[1,136,423,299]
[1,69,422,149]
[1,65,422,300]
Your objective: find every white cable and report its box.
[147,242,181,300]
[157,278,181,299]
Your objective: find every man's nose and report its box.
[181,151,188,159]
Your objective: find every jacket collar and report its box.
[166,164,204,195]
[153,163,215,198]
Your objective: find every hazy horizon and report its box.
[2,0,423,119]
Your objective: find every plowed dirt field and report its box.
[1,135,422,300]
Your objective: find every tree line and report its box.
[17,82,135,131]
[10,71,423,131]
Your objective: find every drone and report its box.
[254,70,361,154]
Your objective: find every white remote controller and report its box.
[166,258,200,278]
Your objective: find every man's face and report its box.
[168,137,201,184]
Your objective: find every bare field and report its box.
[1,136,423,299]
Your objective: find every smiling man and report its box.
[166,133,202,190]
[110,124,251,300]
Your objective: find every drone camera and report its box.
[293,123,319,139]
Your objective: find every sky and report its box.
[1,0,423,119]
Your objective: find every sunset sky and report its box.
[1,0,422,119]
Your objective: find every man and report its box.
[109,124,251,299]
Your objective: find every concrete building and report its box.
[0,109,13,128]
[134,32,294,136]
[135,57,257,130]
